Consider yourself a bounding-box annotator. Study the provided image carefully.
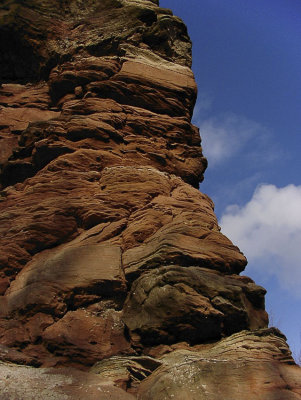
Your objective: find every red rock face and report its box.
[0,0,300,398]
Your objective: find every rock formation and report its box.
[0,0,300,398]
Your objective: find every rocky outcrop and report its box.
[0,0,300,398]
[137,329,301,400]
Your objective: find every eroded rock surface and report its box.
[123,266,267,346]
[0,0,300,398]
[137,329,301,400]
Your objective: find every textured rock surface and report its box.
[137,329,301,400]
[123,266,267,346]
[0,0,300,398]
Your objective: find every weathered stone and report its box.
[0,165,241,285]
[91,355,162,394]
[137,329,301,400]
[122,266,268,346]
[0,344,36,366]
[42,308,131,367]
[0,0,300,397]
[0,243,124,316]
[0,107,60,133]
[0,0,191,83]
[123,226,246,277]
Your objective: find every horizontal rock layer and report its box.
[0,0,300,398]
[137,329,301,400]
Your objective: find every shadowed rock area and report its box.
[0,0,300,398]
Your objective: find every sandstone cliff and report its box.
[0,0,300,399]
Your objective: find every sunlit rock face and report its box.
[0,0,300,398]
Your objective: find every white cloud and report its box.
[220,184,301,295]
[195,112,274,167]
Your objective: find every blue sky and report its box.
[160,0,301,360]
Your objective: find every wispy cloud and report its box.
[192,92,214,119]
[195,112,276,167]
[220,184,301,296]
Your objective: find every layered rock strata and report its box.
[0,0,300,398]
